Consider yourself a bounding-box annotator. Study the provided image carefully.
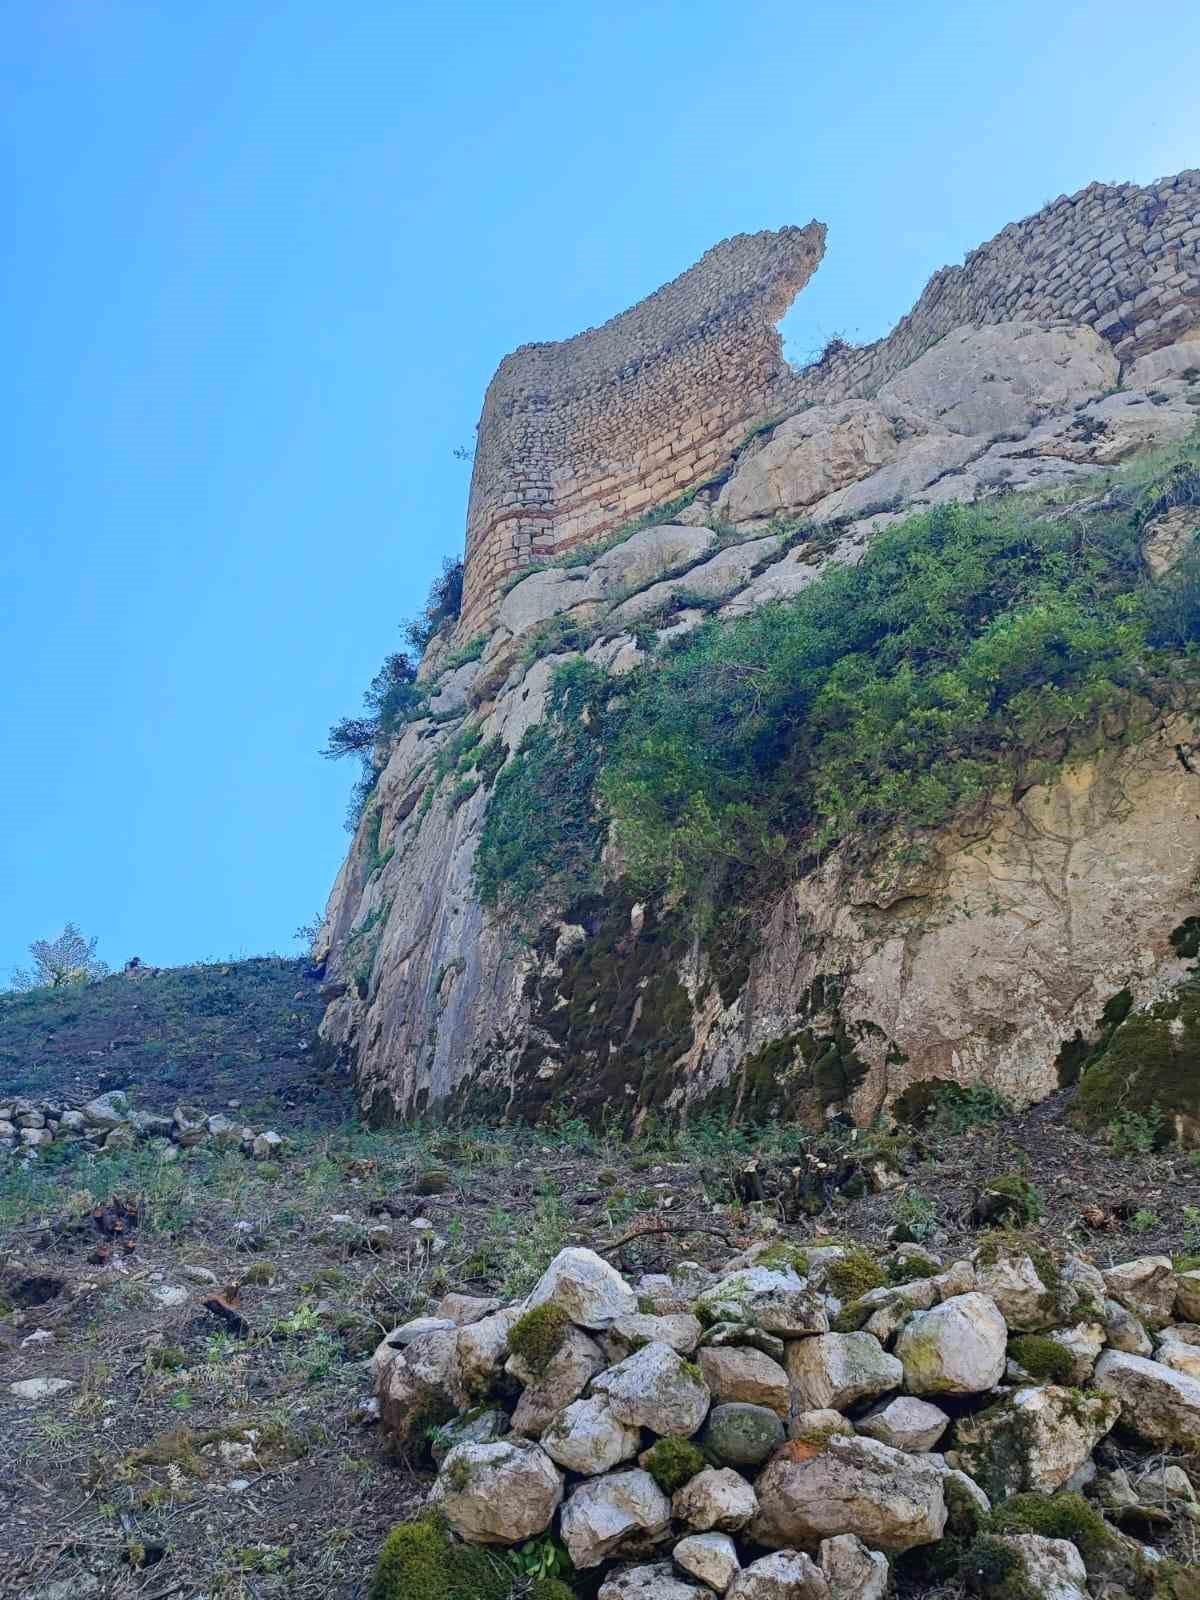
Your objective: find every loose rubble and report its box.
[371,1237,1200,1595]
[0,1089,286,1163]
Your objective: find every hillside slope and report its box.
[0,958,341,1128]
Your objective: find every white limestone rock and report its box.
[895,1293,1007,1395]
[526,1247,638,1330]
[592,1341,711,1436]
[1094,1349,1200,1449]
[673,1532,741,1593]
[604,1312,703,1361]
[1104,1256,1177,1328]
[752,1433,947,1553]
[561,1468,672,1568]
[698,1345,790,1418]
[431,1439,562,1545]
[855,1395,949,1453]
[993,1535,1090,1600]
[955,1384,1118,1496]
[541,1395,640,1475]
[508,1324,605,1437]
[672,1467,757,1533]
[819,1533,889,1600]
[727,1549,832,1600]
[696,1267,829,1337]
[786,1332,902,1414]
[599,1563,711,1600]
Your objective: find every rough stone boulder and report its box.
[717,400,902,524]
[592,1341,711,1436]
[598,1564,710,1600]
[1094,1350,1200,1449]
[1156,1327,1200,1381]
[785,1332,902,1414]
[431,1438,562,1545]
[819,1534,889,1600]
[973,1250,1059,1331]
[1102,1257,1177,1328]
[673,1532,740,1592]
[541,1395,640,1475]
[874,322,1118,439]
[855,1396,949,1453]
[994,1535,1090,1600]
[752,1433,947,1552]
[1042,1322,1106,1384]
[507,1323,604,1436]
[1102,1298,1153,1355]
[727,1550,831,1600]
[672,1467,758,1533]
[696,1268,828,1337]
[454,1305,522,1400]
[589,524,718,592]
[613,536,782,625]
[701,1402,786,1467]
[526,1247,638,1330]
[561,1468,672,1568]
[698,1345,790,1417]
[954,1384,1118,1496]
[895,1293,1007,1395]
[605,1313,703,1361]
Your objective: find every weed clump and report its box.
[755,1243,810,1274]
[643,1436,706,1493]
[507,1303,570,1377]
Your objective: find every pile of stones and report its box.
[0,1089,284,1164]
[372,1238,1200,1598]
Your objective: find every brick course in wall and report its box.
[457,171,1200,639]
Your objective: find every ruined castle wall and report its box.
[457,223,827,638]
[458,171,1200,637]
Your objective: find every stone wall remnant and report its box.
[458,171,1200,638]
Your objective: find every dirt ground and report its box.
[3,1064,1199,1598]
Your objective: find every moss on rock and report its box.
[370,1517,512,1600]
[1074,976,1200,1138]
[1007,1335,1075,1384]
[507,1303,569,1377]
[643,1436,706,1494]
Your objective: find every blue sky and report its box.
[1,1,1196,978]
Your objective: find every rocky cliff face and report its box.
[317,309,1200,1133]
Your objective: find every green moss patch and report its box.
[1074,976,1200,1137]
[507,1303,569,1376]
[1007,1335,1075,1383]
[643,1436,706,1494]
[825,1246,886,1302]
[370,1517,512,1600]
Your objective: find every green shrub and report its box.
[979,1173,1043,1226]
[1107,1106,1165,1154]
[369,1516,511,1600]
[1007,1335,1075,1383]
[643,1436,705,1493]
[473,662,608,922]
[507,1303,569,1376]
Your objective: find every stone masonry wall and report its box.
[458,171,1200,639]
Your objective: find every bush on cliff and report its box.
[476,430,1200,923]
